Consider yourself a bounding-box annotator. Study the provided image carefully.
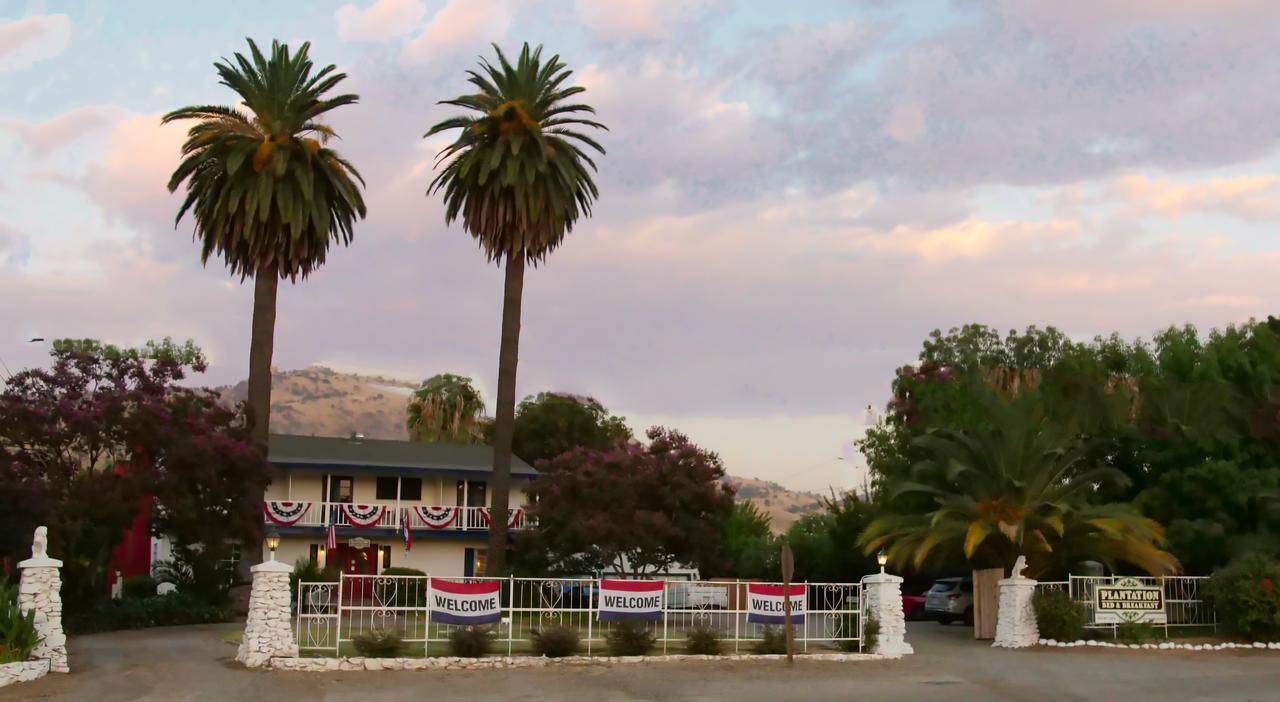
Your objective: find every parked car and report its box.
[924,577,973,625]
[902,592,928,621]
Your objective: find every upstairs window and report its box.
[375,476,398,500]
[400,478,422,501]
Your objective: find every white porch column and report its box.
[18,527,68,673]
[864,572,913,657]
[237,559,296,667]
[993,572,1039,648]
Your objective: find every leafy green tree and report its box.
[511,392,631,465]
[406,373,489,444]
[786,493,881,582]
[860,389,1179,578]
[706,502,778,579]
[164,38,366,461]
[425,43,606,575]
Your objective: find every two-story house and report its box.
[262,433,536,577]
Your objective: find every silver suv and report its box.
[924,577,973,625]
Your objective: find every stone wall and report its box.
[268,652,886,672]
[237,560,297,667]
[0,660,50,688]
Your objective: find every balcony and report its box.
[263,501,532,532]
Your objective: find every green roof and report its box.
[267,434,536,477]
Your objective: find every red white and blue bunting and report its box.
[263,501,312,526]
[414,505,460,530]
[746,584,807,624]
[340,503,386,528]
[479,507,523,528]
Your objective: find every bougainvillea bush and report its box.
[1206,553,1280,641]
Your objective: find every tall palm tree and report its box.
[406,373,489,443]
[425,43,606,575]
[165,39,366,555]
[860,390,1180,578]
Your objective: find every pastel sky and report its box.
[3,0,1279,492]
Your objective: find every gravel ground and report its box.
[5,621,1278,701]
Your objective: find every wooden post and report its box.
[781,540,794,665]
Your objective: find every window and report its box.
[400,478,422,501]
[473,549,488,576]
[309,544,319,565]
[381,545,392,570]
[327,476,353,503]
[376,476,398,500]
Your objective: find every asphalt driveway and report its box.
[5,621,1277,701]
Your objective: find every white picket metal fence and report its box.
[296,574,865,656]
[1036,575,1216,637]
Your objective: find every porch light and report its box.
[266,530,281,560]
[876,550,888,573]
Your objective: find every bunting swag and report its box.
[598,579,664,621]
[479,507,523,529]
[430,579,502,625]
[746,584,807,624]
[340,503,386,528]
[263,501,311,526]
[414,505,460,530]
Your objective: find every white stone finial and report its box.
[32,526,48,559]
[1012,555,1028,579]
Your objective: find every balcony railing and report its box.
[263,500,532,531]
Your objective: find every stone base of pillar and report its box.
[18,558,68,673]
[237,559,297,668]
[993,576,1039,648]
[863,572,914,657]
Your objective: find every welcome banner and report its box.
[430,579,502,625]
[745,584,807,624]
[597,579,664,621]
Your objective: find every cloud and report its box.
[572,0,723,42]
[335,0,426,42]
[1110,174,1280,221]
[0,222,30,267]
[400,0,514,65]
[0,105,130,157]
[0,13,70,71]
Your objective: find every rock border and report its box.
[0,659,51,688]
[268,652,889,671]
[1038,638,1280,652]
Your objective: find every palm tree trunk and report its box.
[244,263,279,569]
[486,254,525,576]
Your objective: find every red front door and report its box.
[335,545,378,601]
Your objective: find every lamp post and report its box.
[877,550,888,574]
[265,530,281,562]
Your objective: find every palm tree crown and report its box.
[164,38,366,279]
[424,42,606,264]
[407,373,489,444]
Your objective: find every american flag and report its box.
[325,524,337,552]
[402,509,412,552]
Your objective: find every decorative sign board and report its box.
[430,579,502,625]
[746,584,806,624]
[1093,577,1166,624]
[347,537,372,550]
[597,579,664,621]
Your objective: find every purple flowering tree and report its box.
[0,341,268,609]
[522,427,735,576]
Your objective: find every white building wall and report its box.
[271,536,483,577]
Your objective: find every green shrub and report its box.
[1206,553,1280,641]
[605,619,655,656]
[1114,622,1160,645]
[0,581,40,663]
[352,629,404,657]
[684,624,722,655]
[530,625,580,658]
[1032,588,1087,642]
[122,575,157,600]
[752,625,789,655]
[289,558,339,611]
[64,593,231,635]
[379,567,426,576]
[855,615,880,653]
[447,626,494,658]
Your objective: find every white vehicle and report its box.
[665,581,730,609]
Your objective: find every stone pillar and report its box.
[18,527,68,673]
[864,572,913,657]
[236,559,297,668]
[993,573,1038,648]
